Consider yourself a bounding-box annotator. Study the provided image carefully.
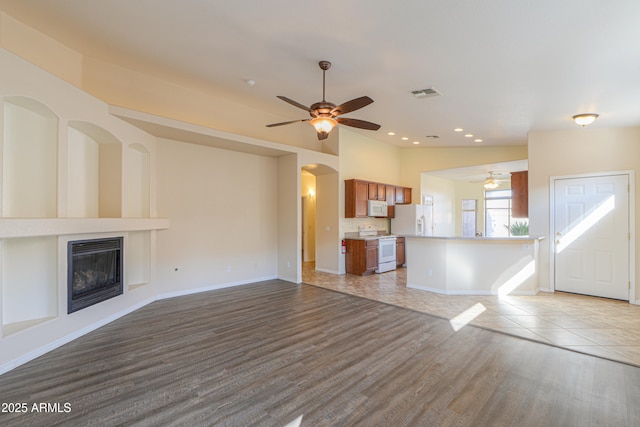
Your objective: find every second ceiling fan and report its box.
[266,60,381,140]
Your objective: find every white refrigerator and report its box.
[391,203,433,236]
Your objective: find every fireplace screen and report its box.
[68,237,123,313]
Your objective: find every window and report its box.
[485,189,529,237]
[461,199,477,237]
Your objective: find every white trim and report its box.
[407,283,538,296]
[0,275,279,376]
[314,267,341,275]
[0,297,154,376]
[549,170,635,304]
[156,275,278,300]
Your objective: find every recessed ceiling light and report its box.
[402,137,409,140]
[388,132,396,136]
[412,141,420,145]
[465,134,473,138]
[245,79,256,86]
[474,139,483,142]
[454,128,463,132]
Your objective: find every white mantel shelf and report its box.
[0,218,170,238]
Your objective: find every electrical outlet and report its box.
[226,265,232,273]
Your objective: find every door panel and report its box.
[554,174,629,300]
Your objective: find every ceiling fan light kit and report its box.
[572,113,599,127]
[266,60,381,140]
[483,172,500,189]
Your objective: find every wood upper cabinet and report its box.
[345,179,369,218]
[385,185,396,218]
[345,179,411,218]
[395,186,412,205]
[511,171,528,218]
[368,183,386,201]
[345,239,378,275]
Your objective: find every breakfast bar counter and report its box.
[404,235,545,296]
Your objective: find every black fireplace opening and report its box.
[68,237,123,314]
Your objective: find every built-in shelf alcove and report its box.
[126,144,150,218]
[127,231,151,290]
[2,97,58,218]
[67,121,122,218]
[1,236,57,336]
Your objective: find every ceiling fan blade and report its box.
[331,96,374,116]
[266,119,309,127]
[337,117,381,131]
[277,96,312,113]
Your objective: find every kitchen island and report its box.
[404,235,545,295]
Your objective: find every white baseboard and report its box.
[0,297,154,376]
[407,283,538,296]
[157,275,278,300]
[313,267,341,275]
[0,275,279,376]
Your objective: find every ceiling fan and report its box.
[266,60,381,140]
[483,171,509,189]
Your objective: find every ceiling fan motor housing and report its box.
[310,101,336,118]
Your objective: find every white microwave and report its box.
[368,200,388,217]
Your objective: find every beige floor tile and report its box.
[302,262,640,366]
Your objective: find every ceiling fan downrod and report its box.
[319,60,331,102]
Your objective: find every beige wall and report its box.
[528,127,640,301]
[0,11,325,153]
[155,138,279,293]
[399,145,528,202]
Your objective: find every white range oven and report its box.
[375,236,397,273]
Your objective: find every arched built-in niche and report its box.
[2,97,58,218]
[67,121,123,218]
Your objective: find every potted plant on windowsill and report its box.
[505,221,529,236]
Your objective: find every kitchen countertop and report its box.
[400,235,545,241]
[344,232,400,241]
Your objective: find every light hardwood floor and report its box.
[304,263,640,367]
[1,280,639,426]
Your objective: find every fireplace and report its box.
[68,237,123,314]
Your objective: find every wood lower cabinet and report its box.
[345,239,378,275]
[396,237,405,267]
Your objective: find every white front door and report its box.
[554,174,629,300]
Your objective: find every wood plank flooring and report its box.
[1,280,639,426]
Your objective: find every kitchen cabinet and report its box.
[345,179,412,218]
[385,185,395,218]
[345,179,370,218]
[511,171,528,218]
[345,239,378,275]
[368,183,386,201]
[395,186,412,205]
[396,237,405,267]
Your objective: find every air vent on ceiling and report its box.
[411,87,442,99]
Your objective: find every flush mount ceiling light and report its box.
[483,172,500,189]
[573,113,599,127]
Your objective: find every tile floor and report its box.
[303,263,640,367]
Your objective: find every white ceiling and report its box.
[2,0,639,148]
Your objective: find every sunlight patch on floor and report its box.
[450,303,487,331]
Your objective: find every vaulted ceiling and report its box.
[2,0,639,147]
